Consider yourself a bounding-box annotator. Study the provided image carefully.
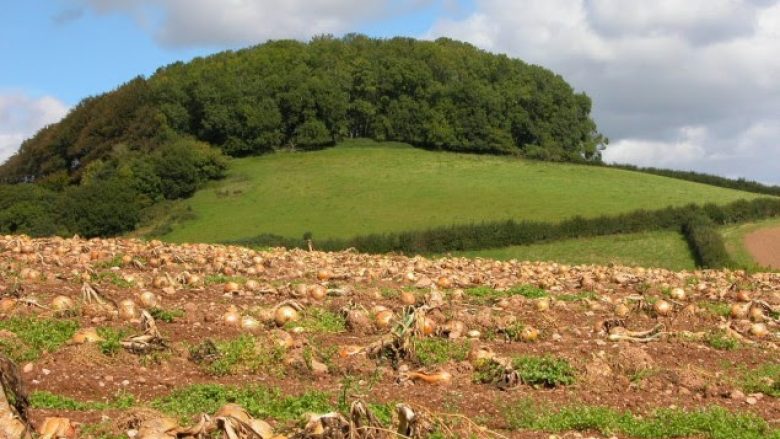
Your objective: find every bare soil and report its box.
[745,226,780,269]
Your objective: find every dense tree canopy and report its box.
[0,35,605,183]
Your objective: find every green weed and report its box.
[0,317,78,362]
[151,384,331,422]
[30,391,135,410]
[413,338,471,366]
[706,331,740,351]
[739,363,780,397]
[96,327,127,356]
[286,308,346,333]
[149,307,185,323]
[505,400,778,439]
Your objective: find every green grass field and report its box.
[455,231,697,270]
[161,139,758,243]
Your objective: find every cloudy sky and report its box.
[2,0,778,183]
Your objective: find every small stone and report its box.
[729,389,745,400]
[122,379,130,386]
[552,333,562,341]
[98,381,105,387]
[104,375,113,382]
[22,363,34,374]
[745,396,757,405]
[42,368,51,375]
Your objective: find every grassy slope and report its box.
[721,218,780,272]
[455,231,697,270]
[162,139,758,243]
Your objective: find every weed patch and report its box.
[505,400,777,439]
[151,384,331,422]
[0,317,78,362]
[413,338,471,366]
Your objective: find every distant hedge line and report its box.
[229,198,780,267]
[607,164,780,197]
[682,214,733,268]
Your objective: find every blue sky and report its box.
[1,1,778,183]
[1,1,474,104]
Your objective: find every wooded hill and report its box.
[0,35,605,185]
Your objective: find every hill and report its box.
[0,35,604,185]
[159,139,759,243]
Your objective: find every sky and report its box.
[1,0,778,184]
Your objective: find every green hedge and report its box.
[229,198,780,268]
[682,214,733,268]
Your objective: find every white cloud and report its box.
[77,0,434,47]
[603,126,709,167]
[0,93,69,163]
[427,0,780,184]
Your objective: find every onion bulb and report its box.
[535,298,550,312]
[71,327,104,344]
[216,404,252,423]
[521,326,540,342]
[748,305,765,322]
[466,329,481,339]
[0,298,17,313]
[223,307,241,325]
[730,303,750,319]
[139,291,159,308]
[308,284,327,301]
[614,303,630,317]
[245,280,260,291]
[338,345,362,358]
[654,299,672,316]
[317,269,332,281]
[51,296,75,314]
[436,277,452,289]
[399,291,416,305]
[118,299,138,321]
[750,322,768,338]
[468,346,494,363]
[419,317,436,336]
[374,310,394,329]
[36,417,75,439]
[271,329,294,349]
[223,282,240,293]
[670,288,686,300]
[240,315,261,331]
[735,290,751,302]
[408,369,452,385]
[274,305,299,326]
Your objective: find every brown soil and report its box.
[0,236,779,438]
[745,226,780,269]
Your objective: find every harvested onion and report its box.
[670,288,686,300]
[521,326,539,342]
[654,299,672,316]
[400,291,416,305]
[118,299,138,321]
[47,296,72,315]
[407,369,452,385]
[750,322,768,338]
[71,327,104,344]
[223,307,241,325]
[240,315,261,331]
[308,284,327,301]
[374,310,394,329]
[139,291,159,308]
[730,303,750,319]
[274,305,299,326]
